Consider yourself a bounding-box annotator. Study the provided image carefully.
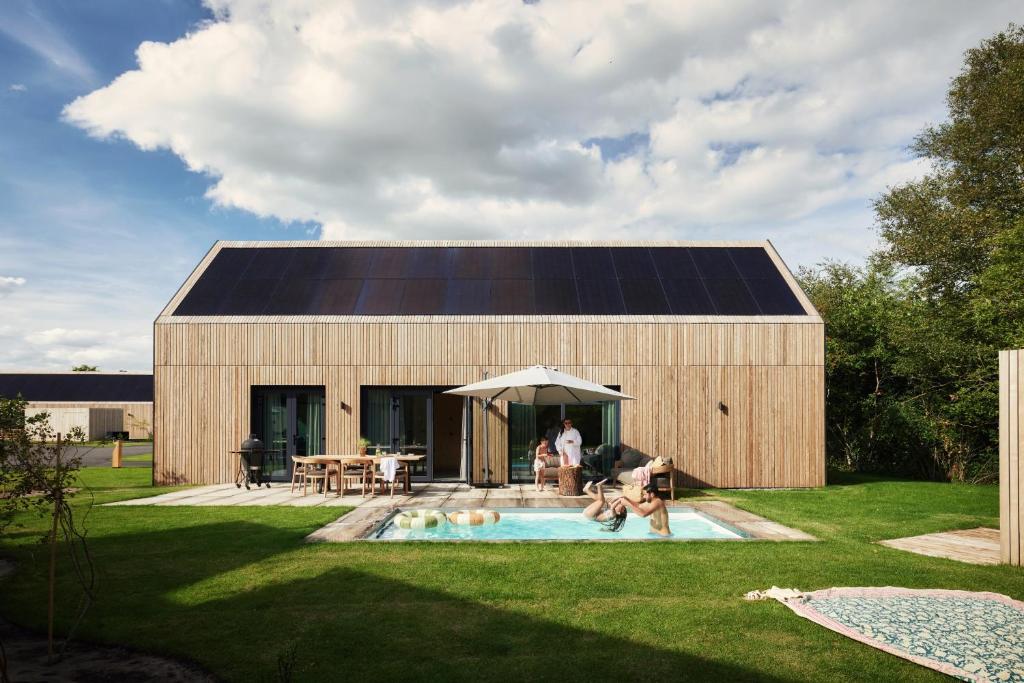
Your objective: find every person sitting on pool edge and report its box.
[618,483,671,536]
[581,479,628,532]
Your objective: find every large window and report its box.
[507,398,620,483]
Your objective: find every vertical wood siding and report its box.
[26,402,153,440]
[1000,349,1023,565]
[154,321,825,488]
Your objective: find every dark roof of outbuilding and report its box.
[0,373,153,402]
[166,242,813,318]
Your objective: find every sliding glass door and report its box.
[251,386,325,480]
[507,401,620,483]
[361,387,468,482]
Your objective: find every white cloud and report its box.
[0,276,26,297]
[9,84,27,92]
[62,0,1018,259]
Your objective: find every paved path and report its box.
[878,527,1000,565]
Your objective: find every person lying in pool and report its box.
[618,483,671,536]
[582,479,628,532]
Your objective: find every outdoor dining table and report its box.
[303,454,424,497]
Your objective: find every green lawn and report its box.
[0,469,1019,682]
[122,452,152,462]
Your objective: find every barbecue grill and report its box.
[232,434,279,489]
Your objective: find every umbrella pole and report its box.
[483,397,489,484]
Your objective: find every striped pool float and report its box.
[448,509,501,526]
[393,509,447,530]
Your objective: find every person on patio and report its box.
[619,483,672,536]
[581,479,628,532]
[533,436,550,492]
[555,418,582,467]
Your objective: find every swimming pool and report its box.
[368,507,748,541]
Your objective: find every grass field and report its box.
[0,469,1019,682]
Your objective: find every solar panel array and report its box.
[0,374,154,402]
[172,246,806,316]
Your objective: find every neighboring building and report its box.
[0,372,154,440]
[154,241,824,488]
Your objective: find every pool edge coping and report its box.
[305,500,817,543]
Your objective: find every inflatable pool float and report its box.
[393,509,447,530]
[448,509,501,526]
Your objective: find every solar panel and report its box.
[454,247,497,279]
[444,279,491,314]
[571,247,615,279]
[727,247,780,279]
[399,279,447,315]
[531,247,573,279]
[264,278,318,315]
[322,248,372,279]
[689,248,740,279]
[620,279,671,314]
[0,374,154,402]
[369,248,412,278]
[241,248,292,279]
[650,248,700,279]
[610,248,656,278]
[408,248,451,279]
[491,279,536,314]
[355,280,403,315]
[745,277,805,314]
[701,278,758,315]
[490,247,533,279]
[534,279,580,314]
[311,279,362,314]
[660,279,714,315]
[577,278,625,314]
[172,245,806,316]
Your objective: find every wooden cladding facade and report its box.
[153,319,824,488]
[999,349,1023,566]
[26,402,153,440]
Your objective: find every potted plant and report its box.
[357,437,371,456]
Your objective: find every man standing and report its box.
[555,418,582,467]
[619,483,672,536]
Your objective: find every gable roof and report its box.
[0,373,153,402]
[160,241,817,320]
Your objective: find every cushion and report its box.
[621,449,643,468]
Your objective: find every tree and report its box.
[70,365,98,372]
[0,397,96,658]
[811,24,1024,481]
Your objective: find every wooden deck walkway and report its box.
[878,527,1001,565]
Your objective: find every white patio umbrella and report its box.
[445,366,634,485]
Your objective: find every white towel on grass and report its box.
[380,456,398,482]
[744,587,803,602]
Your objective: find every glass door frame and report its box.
[251,385,326,481]
[507,396,622,484]
[360,386,472,483]
[391,388,433,482]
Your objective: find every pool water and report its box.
[370,507,747,541]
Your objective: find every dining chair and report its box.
[342,459,372,497]
[376,456,410,497]
[302,459,330,497]
[290,456,309,493]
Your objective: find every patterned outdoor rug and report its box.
[745,587,1024,682]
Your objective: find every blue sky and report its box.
[0,1,311,370]
[0,1,1019,371]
